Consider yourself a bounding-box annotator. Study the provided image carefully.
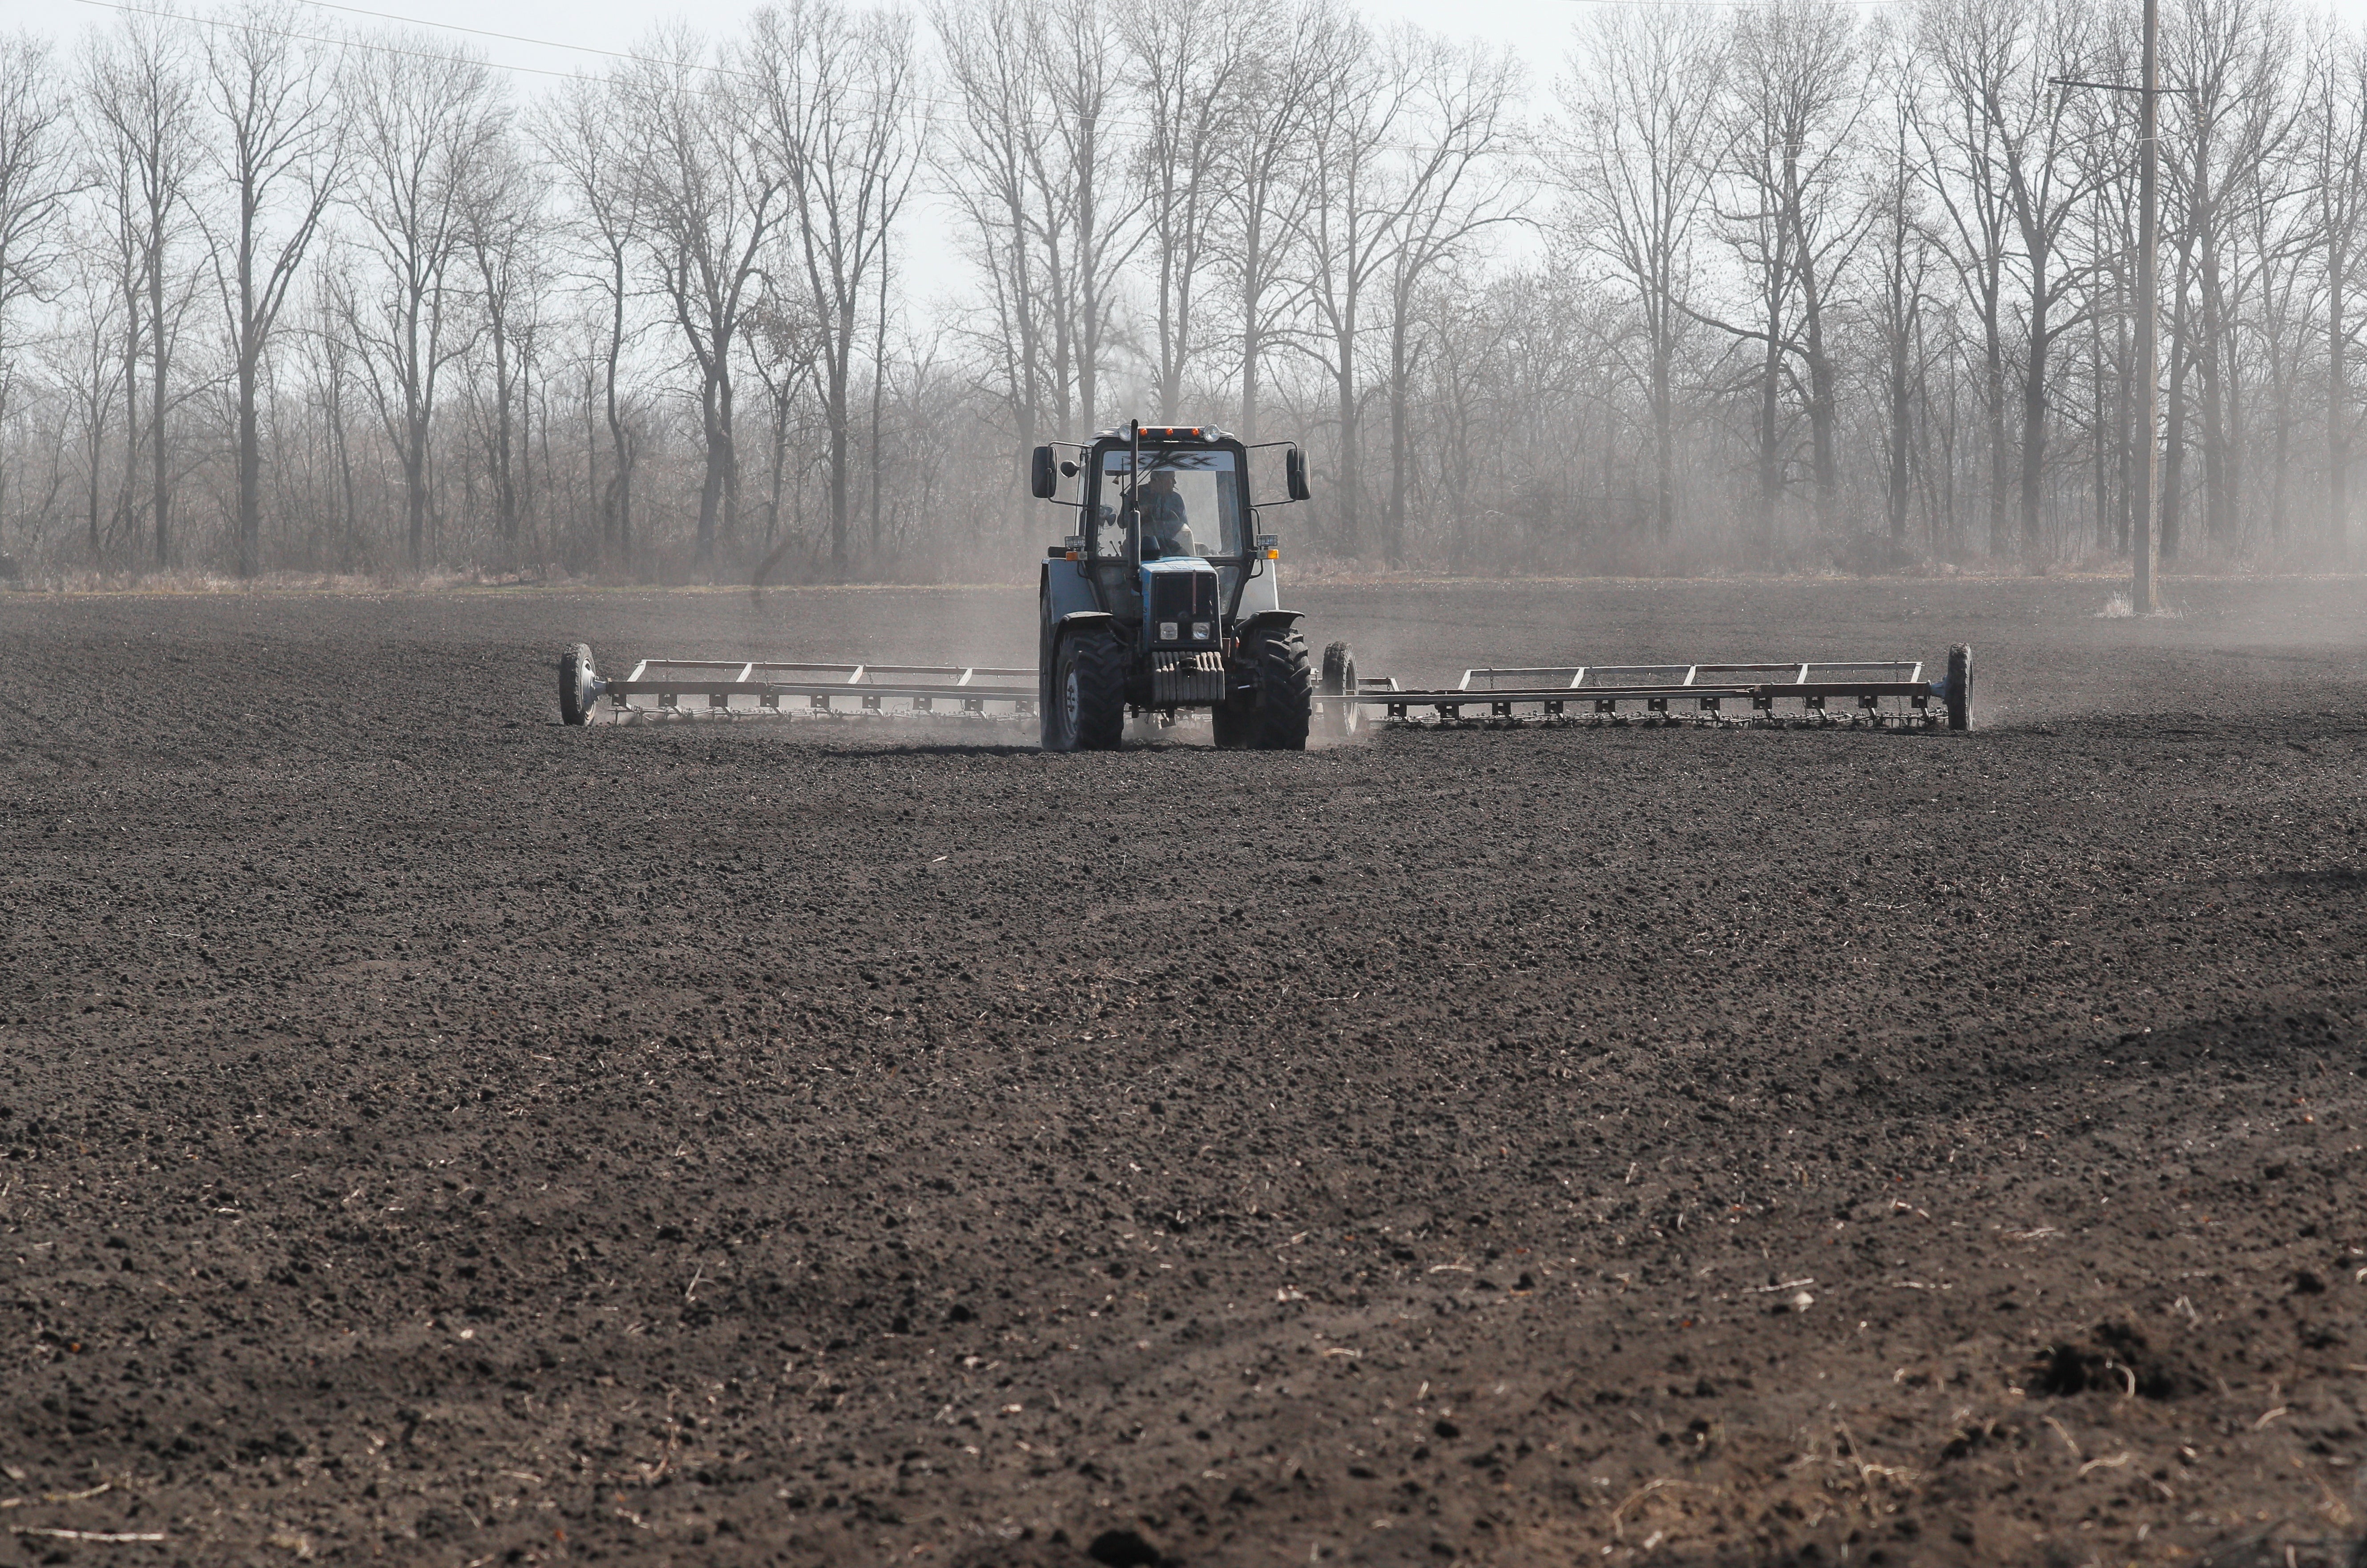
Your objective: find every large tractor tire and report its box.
[559,642,599,726]
[1319,640,1361,740]
[1945,644,1973,732]
[1050,625,1128,751]
[1210,694,1252,748]
[1244,626,1314,750]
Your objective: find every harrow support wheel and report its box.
[559,642,598,726]
[1946,644,1973,732]
[1052,625,1128,751]
[1244,626,1314,750]
[1320,641,1361,740]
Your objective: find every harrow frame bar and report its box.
[1346,659,1955,726]
[562,646,1969,730]
[593,659,1038,716]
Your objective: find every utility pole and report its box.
[2057,0,2163,613]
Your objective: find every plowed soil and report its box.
[4,575,2365,1568]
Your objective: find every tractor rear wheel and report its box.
[1245,627,1313,750]
[1053,625,1128,751]
[1320,640,1360,739]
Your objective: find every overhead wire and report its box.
[70,0,589,78]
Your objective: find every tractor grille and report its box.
[1151,652,1226,707]
[1147,572,1218,641]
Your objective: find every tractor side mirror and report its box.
[1285,447,1311,503]
[1029,444,1059,500]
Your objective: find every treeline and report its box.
[0,0,2359,583]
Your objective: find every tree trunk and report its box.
[604,247,632,565]
[1976,259,2007,560]
[1385,310,1409,568]
[149,235,168,569]
[1758,306,1782,554]
[1652,327,1675,542]
[2332,235,2350,563]
[2162,237,2192,563]
[697,367,725,567]
[828,322,851,579]
[1333,305,1358,554]
[405,405,428,569]
[2019,243,2049,562]
[870,238,889,566]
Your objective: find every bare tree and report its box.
[1917,0,2024,560]
[1994,0,2106,560]
[932,0,1056,454]
[1036,0,1141,436]
[1221,0,1338,443]
[194,1,340,577]
[1701,0,1872,546]
[754,0,920,578]
[1297,17,1403,555]
[1125,0,1256,421]
[0,32,75,555]
[1377,33,1519,566]
[345,36,503,568]
[2165,0,2296,553]
[83,9,198,568]
[1558,5,1730,543]
[1870,23,1934,547]
[41,248,128,567]
[2308,22,2367,561]
[622,30,781,570]
[534,70,643,566]
[460,125,543,562]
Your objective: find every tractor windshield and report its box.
[1089,448,1243,561]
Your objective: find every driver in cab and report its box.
[1139,470,1194,558]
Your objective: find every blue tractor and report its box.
[1029,420,1351,751]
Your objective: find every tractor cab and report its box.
[1030,421,1315,750]
[1080,435,1241,650]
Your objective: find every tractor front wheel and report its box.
[1052,625,1128,751]
[1244,626,1313,750]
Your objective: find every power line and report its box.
[71,0,585,78]
[287,0,729,74]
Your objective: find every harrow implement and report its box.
[556,642,1971,734]
[557,645,1036,724]
[1331,646,1972,731]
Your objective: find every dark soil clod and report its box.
[2030,1322,2204,1400]
[1085,1528,1166,1568]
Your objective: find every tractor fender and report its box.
[1234,609,1305,637]
[1038,600,1121,726]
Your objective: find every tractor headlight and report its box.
[1192,621,1210,640]
[1159,621,1178,641]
